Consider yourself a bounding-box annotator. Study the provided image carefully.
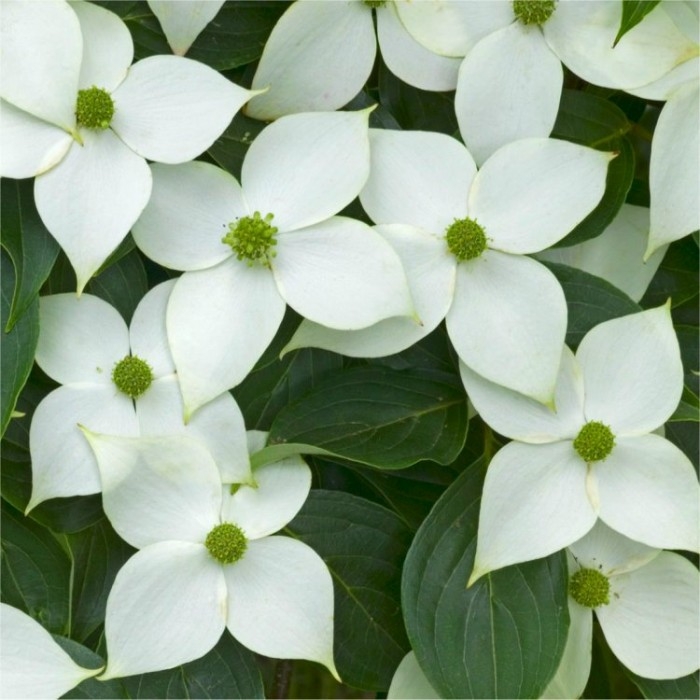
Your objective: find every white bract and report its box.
[132,110,414,418]
[28,281,251,511]
[0,0,255,291]
[542,522,699,697]
[244,0,460,121]
[387,652,440,700]
[462,304,699,584]
[147,0,225,55]
[82,430,337,681]
[354,129,611,404]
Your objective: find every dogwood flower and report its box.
[542,521,699,698]
[357,129,611,403]
[147,0,225,55]
[82,430,337,681]
[28,280,251,511]
[0,0,255,291]
[461,304,699,584]
[0,603,102,699]
[244,0,460,121]
[132,110,414,417]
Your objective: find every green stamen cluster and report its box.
[111,355,153,399]
[445,218,488,262]
[75,86,115,129]
[569,567,610,608]
[513,0,556,25]
[363,0,386,7]
[222,211,278,267]
[573,421,615,463]
[205,523,248,564]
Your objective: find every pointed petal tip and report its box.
[466,567,485,588]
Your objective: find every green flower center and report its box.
[363,0,386,6]
[75,86,115,129]
[513,0,556,25]
[111,355,153,399]
[445,218,488,262]
[222,211,278,267]
[573,421,615,463]
[205,523,248,564]
[569,567,610,608]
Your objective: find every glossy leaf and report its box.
[55,637,123,699]
[627,670,699,699]
[614,1,662,46]
[669,386,699,423]
[642,238,700,310]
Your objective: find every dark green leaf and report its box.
[641,238,700,310]
[402,459,569,698]
[669,385,699,423]
[287,490,412,691]
[268,366,468,470]
[208,112,267,180]
[628,670,700,699]
[614,1,662,46]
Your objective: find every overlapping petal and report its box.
[147,0,225,55]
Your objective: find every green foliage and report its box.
[614,1,662,46]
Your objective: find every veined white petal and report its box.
[447,251,566,405]
[455,24,562,166]
[360,128,475,232]
[273,217,414,330]
[469,138,613,253]
[387,652,440,699]
[112,55,255,163]
[225,536,337,679]
[242,110,371,233]
[598,552,700,679]
[34,128,152,293]
[246,1,375,120]
[576,303,683,435]
[1,604,101,699]
[101,542,227,679]
[147,0,225,55]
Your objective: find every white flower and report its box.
[0,603,102,699]
[388,652,440,700]
[244,0,460,121]
[132,110,415,417]
[81,430,338,681]
[0,0,255,291]
[147,0,225,56]
[28,280,251,511]
[542,521,699,698]
[461,304,699,584]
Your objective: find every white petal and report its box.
[387,652,440,700]
[225,536,337,678]
[112,55,255,163]
[0,100,72,178]
[376,5,460,92]
[0,0,82,129]
[0,604,101,699]
[455,24,561,166]
[628,57,698,102]
[284,224,455,357]
[246,1,375,120]
[34,128,152,293]
[459,346,585,443]
[101,542,227,679]
[469,440,597,583]
[37,293,129,385]
[537,203,667,303]
[221,456,311,539]
[167,260,286,418]
[469,138,613,253]
[70,0,133,91]
[598,552,700,679]
[83,432,222,549]
[648,85,700,255]
[576,303,683,435]
[447,251,566,404]
[595,435,700,553]
[27,385,138,510]
[242,110,371,233]
[273,217,414,330]
[361,128,475,232]
[133,161,245,271]
[147,0,225,55]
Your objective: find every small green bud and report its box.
[445,218,488,262]
[513,0,556,25]
[363,0,386,7]
[75,86,115,129]
[569,567,610,608]
[111,355,153,399]
[205,523,248,564]
[222,211,278,267]
[573,421,615,463]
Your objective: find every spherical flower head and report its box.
[445,218,488,262]
[573,420,615,463]
[111,355,154,399]
[75,86,115,130]
[569,567,610,608]
[222,211,278,267]
[205,522,248,564]
[513,0,556,25]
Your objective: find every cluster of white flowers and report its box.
[1,0,698,698]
